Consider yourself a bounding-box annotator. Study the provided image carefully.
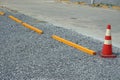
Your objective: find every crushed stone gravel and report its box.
[0,7,120,80]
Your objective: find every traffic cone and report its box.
[101,24,116,58]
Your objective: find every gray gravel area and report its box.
[0,7,120,80]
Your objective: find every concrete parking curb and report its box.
[8,15,43,34]
[22,22,43,34]
[8,15,23,23]
[52,35,96,55]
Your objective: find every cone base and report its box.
[101,54,117,58]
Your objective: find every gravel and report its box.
[0,7,120,80]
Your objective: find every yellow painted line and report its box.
[8,15,23,23]
[22,22,43,34]
[0,11,5,15]
[52,35,96,55]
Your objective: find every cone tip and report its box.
[107,24,111,29]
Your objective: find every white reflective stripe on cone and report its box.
[104,40,112,45]
[105,29,111,36]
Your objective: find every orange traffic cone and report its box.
[101,24,116,58]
